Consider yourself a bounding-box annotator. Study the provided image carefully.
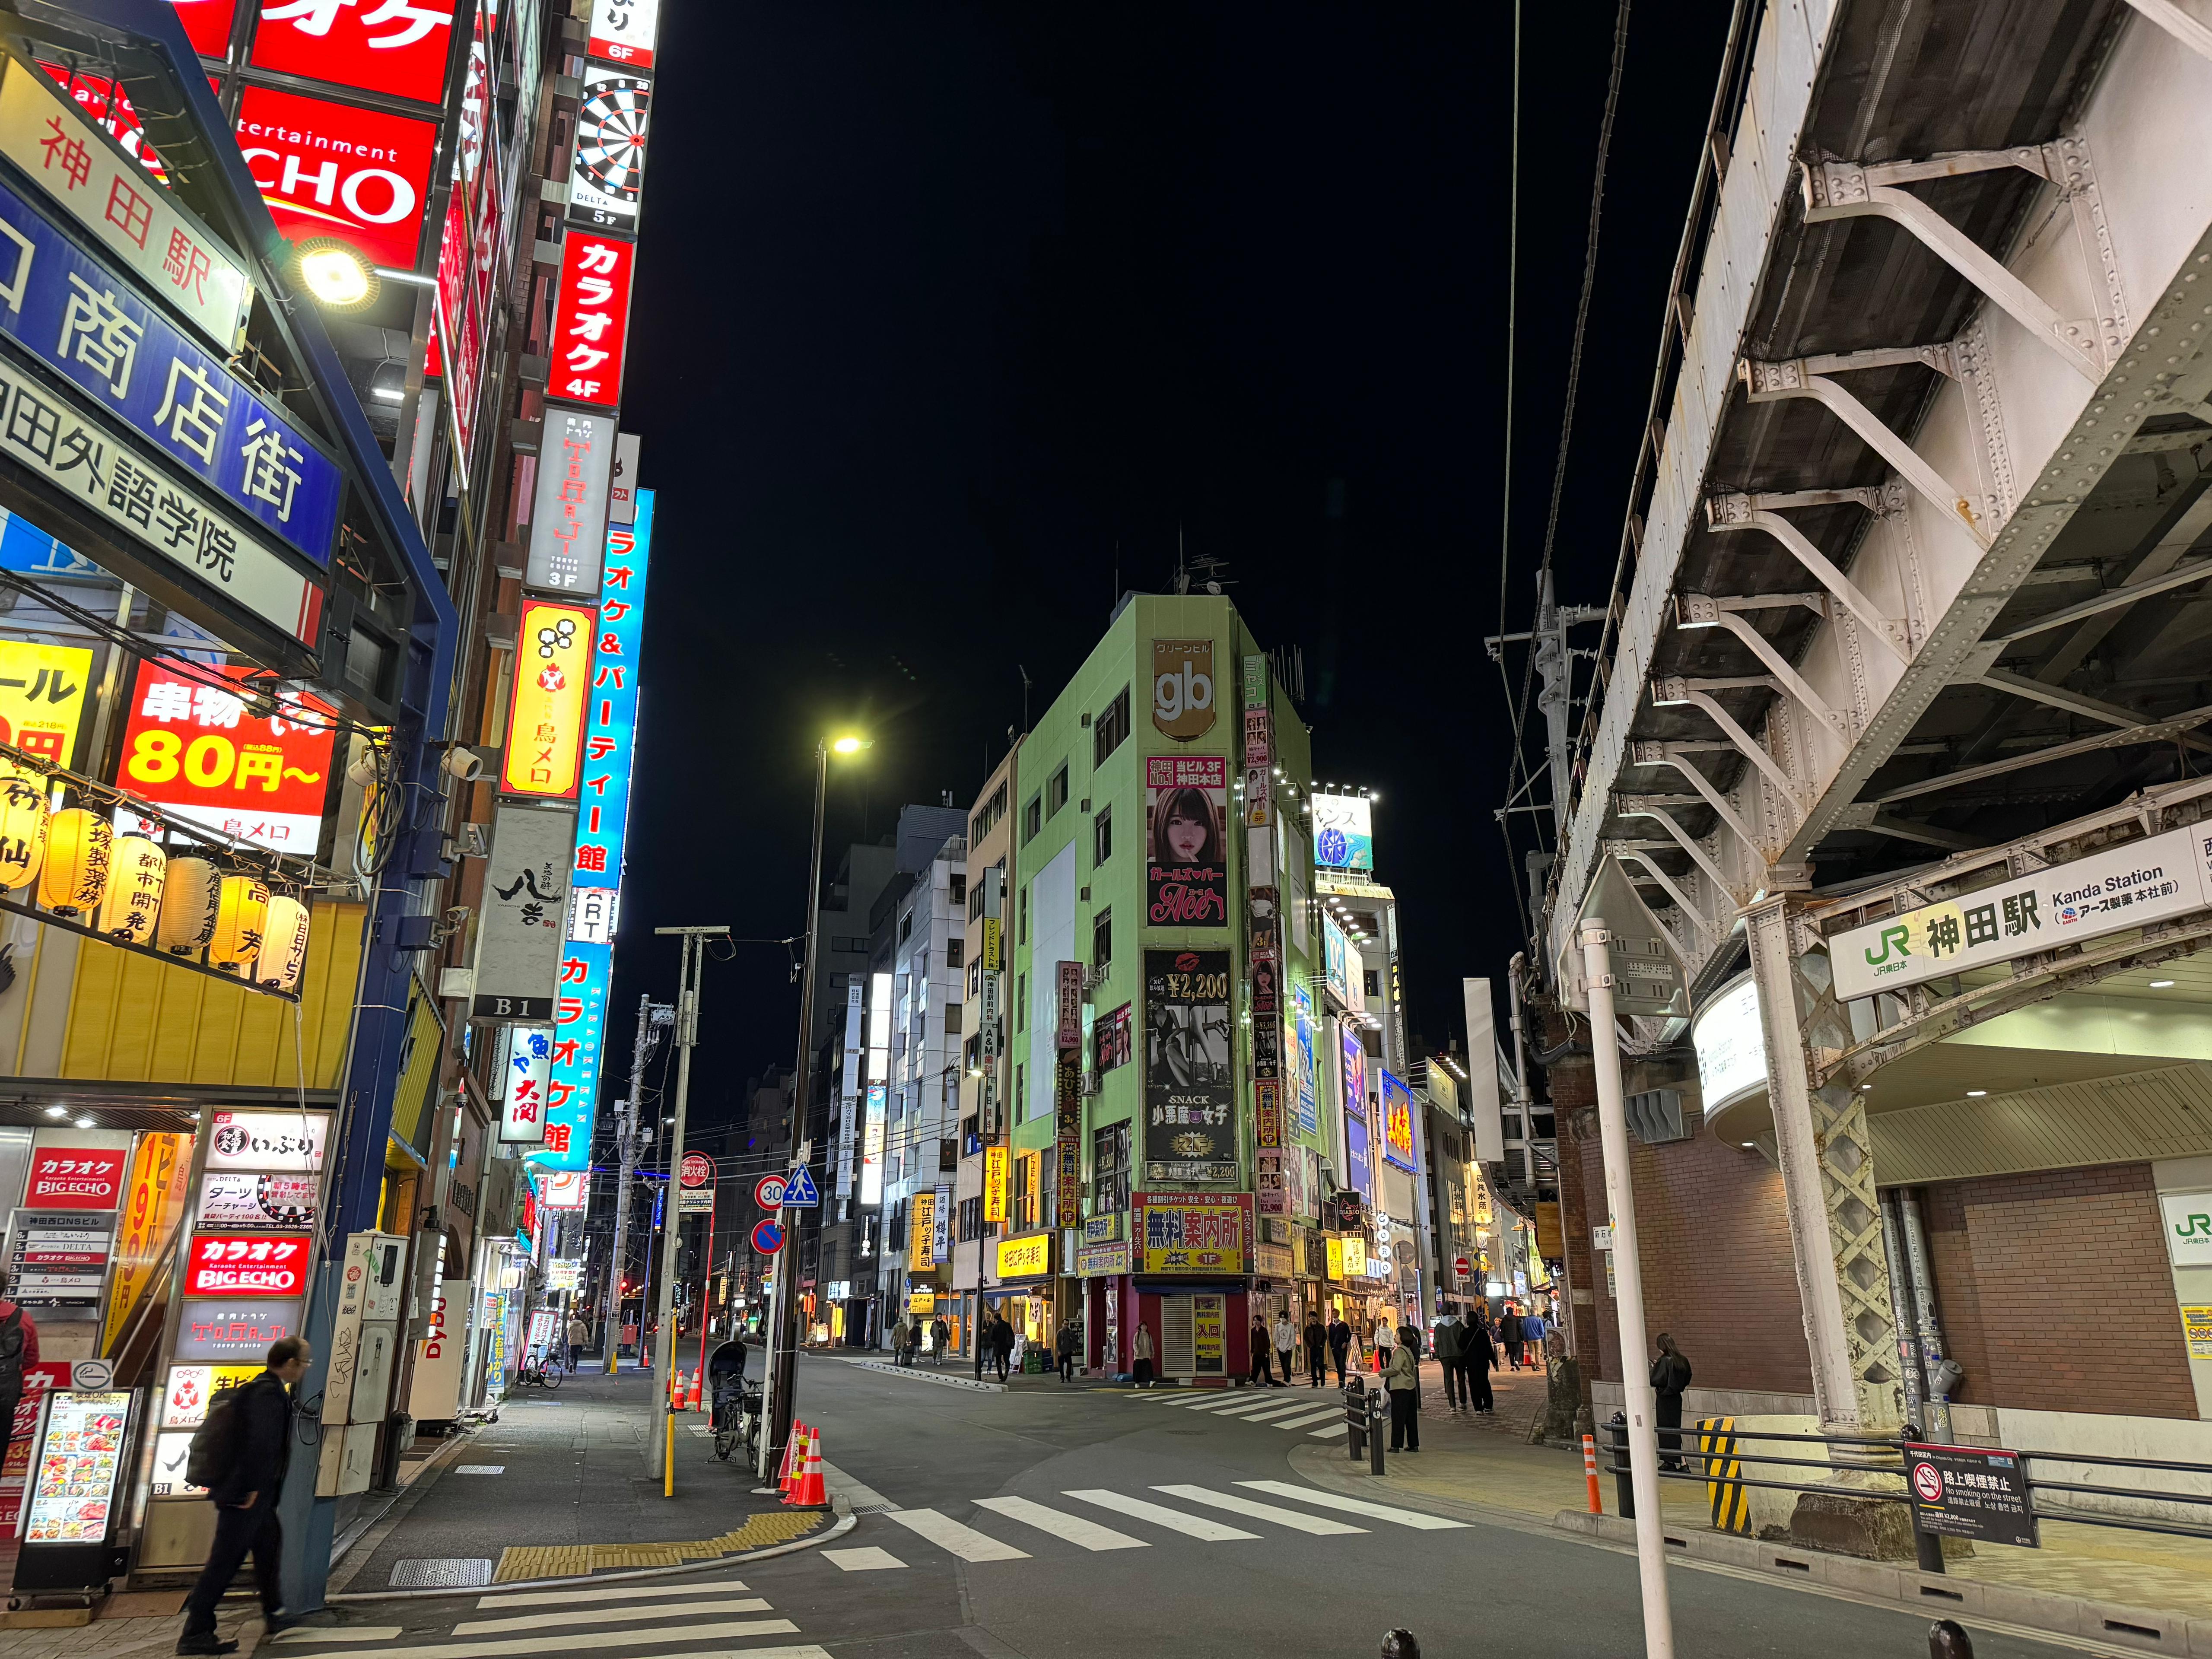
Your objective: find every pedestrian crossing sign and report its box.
[782,1165,821,1208]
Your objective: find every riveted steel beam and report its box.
[1707,494,1913,663]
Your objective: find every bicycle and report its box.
[515,1346,565,1390]
[713,1376,761,1464]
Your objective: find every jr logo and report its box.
[1864,924,1910,966]
[2176,1211,2212,1243]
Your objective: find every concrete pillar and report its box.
[1742,889,1903,1433]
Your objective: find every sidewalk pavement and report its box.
[1290,1360,2212,1627]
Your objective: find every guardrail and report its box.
[1602,1416,2212,1572]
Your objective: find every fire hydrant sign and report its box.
[677,1150,714,1214]
[184,1231,309,1297]
[1904,1442,2039,1548]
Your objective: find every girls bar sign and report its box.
[1146,756,1227,926]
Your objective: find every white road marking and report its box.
[883,1506,1031,1561]
[1062,1488,1257,1541]
[823,1546,906,1571]
[974,1495,1148,1551]
[451,1465,504,1475]
[1236,1402,1320,1423]
[475,1579,750,1609]
[1184,1396,1272,1415]
[819,1460,893,1511]
[1309,1426,1346,1438]
[454,1599,770,1637]
[273,1631,404,1644]
[1151,1484,1367,1535]
[1273,1408,1345,1431]
[1235,1480,1470,1529]
[290,1621,802,1659]
[617,1651,829,1659]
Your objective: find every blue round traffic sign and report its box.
[751,1217,786,1254]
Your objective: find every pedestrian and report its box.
[1326,1313,1352,1386]
[931,1316,950,1365]
[564,1312,588,1373]
[1500,1303,1524,1370]
[1522,1305,1549,1369]
[889,1313,908,1366]
[1131,1319,1156,1389]
[0,1293,40,1450]
[1372,1316,1395,1375]
[1431,1315,1465,1409]
[1652,1333,1693,1470]
[991,1313,1014,1382]
[1384,1328,1421,1453]
[973,1309,989,1380]
[1465,1315,1496,1413]
[1249,1314,1274,1387]
[177,1336,311,1655]
[1302,1309,1327,1388]
[1272,1310,1297,1385]
[1055,1316,1078,1383]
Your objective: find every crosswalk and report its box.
[1124,1382,1356,1437]
[270,1576,828,1659]
[871,1478,1464,1565]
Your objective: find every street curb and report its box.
[1551,1510,2212,1657]
[834,1358,1007,1394]
[324,1494,854,1602]
[325,1421,486,1588]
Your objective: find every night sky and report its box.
[609,4,1734,1124]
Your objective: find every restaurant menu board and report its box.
[22,1391,130,1544]
[6,1211,114,1306]
[0,1362,72,1532]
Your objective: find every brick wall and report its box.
[1920,1163,2197,1420]
[1559,1075,1814,1395]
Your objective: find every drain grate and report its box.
[389,1557,493,1589]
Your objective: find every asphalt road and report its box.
[307,1356,2088,1659]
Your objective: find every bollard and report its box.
[663,1410,675,1499]
[1582,1433,1603,1513]
[1368,1389,1387,1477]
[1380,1630,1420,1659]
[1607,1411,1634,1519]
[1928,1618,1972,1658]
[1345,1380,1367,1463]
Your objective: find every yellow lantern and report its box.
[95,835,166,946]
[156,857,219,955]
[209,875,269,973]
[0,763,46,892]
[38,808,110,918]
[253,895,311,994]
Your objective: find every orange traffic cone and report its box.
[786,1426,826,1507]
[783,1424,809,1504]
[669,1368,684,1407]
[686,1370,702,1412]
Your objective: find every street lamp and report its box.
[762,732,869,1478]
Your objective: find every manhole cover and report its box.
[389,1558,493,1589]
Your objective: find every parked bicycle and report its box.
[707,1340,758,1463]
[515,1346,565,1390]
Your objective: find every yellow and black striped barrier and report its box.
[1699,1416,1751,1533]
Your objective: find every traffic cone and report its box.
[786,1426,826,1507]
[775,1423,803,1496]
[686,1370,702,1412]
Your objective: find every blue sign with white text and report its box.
[0,165,340,564]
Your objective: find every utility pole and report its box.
[647,926,726,1481]
[604,996,671,1372]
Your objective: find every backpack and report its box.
[0,1305,24,1399]
[185,1380,248,1490]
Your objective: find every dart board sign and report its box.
[568,65,653,233]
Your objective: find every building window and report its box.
[950,872,967,906]
[1093,804,1111,865]
[1023,793,1042,843]
[946,937,964,969]
[941,1137,958,1173]
[1363,968,1380,997]
[967,958,982,999]
[971,781,1008,844]
[942,1002,962,1036]
[1016,1063,1026,1119]
[1019,885,1029,944]
[1093,1122,1131,1218]
[1094,684,1131,766]
[1092,908,1112,976]
[1013,1151,1040,1229]
[958,1195,985,1242]
[1048,763,1070,818]
[1017,973,1026,1031]
[900,911,914,943]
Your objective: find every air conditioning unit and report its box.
[1080,1071,1101,1096]
[1626,1088,1690,1146]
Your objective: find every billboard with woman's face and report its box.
[1147,756,1227,926]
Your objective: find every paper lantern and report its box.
[209,876,270,973]
[253,895,312,993]
[0,764,45,892]
[38,809,111,918]
[95,835,167,946]
[156,857,219,955]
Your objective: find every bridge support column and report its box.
[1744,886,1914,1555]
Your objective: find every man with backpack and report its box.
[0,1294,41,1455]
[178,1335,311,1655]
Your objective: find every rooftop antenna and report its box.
[1018,664,1032,734]
[1173,526,1188,594]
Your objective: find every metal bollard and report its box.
[1368,1389,1387,1477]
[1928,1618,1972,1658]
[1345,1380,1368,1463]
[1380,1630,1420,1659]
[1607,1411,1633,1519]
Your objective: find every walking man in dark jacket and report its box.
[1325,1315,1353,1386]
[178,1335,310,1655]
[1302,1311,1327,1387]
[1465,1317,1497,1413]
[1431,1316,1465,1408]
